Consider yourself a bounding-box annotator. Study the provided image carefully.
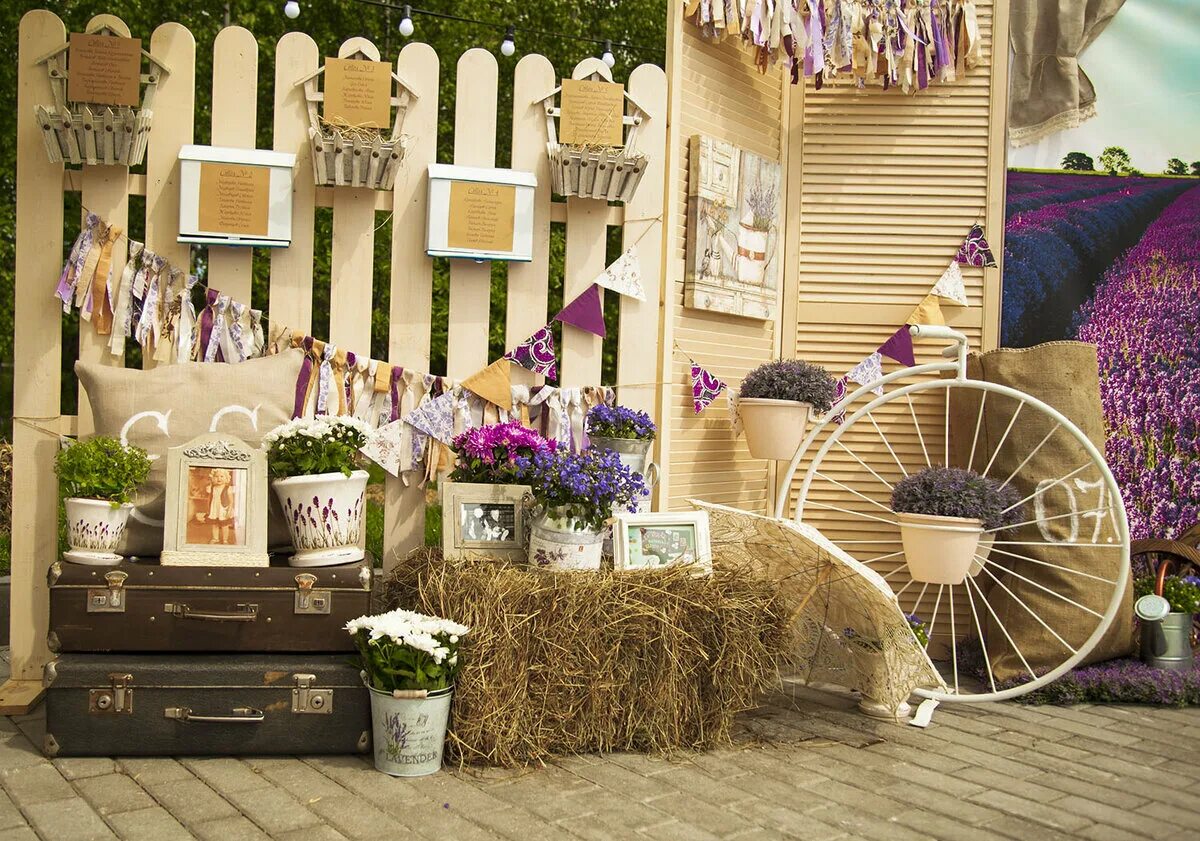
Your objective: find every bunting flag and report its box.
[906,293,946,327]
[690,362,727,414]
[504,325,558,381]
[554,283,606,337]
[846,352,884,396]
[930,260,968,306]
[878,325,916,367]
[956,224,996,268]
[404,392,457,445]
[591,246,646,301]
[461,357,513,411]
[360,418,405,477]
[830,376,848,425]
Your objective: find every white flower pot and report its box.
[63,498,133,565]
[897,511,984,586]
[737,398,813,461]
[366,682,452,777]
[272,470,369,567]
[528,514,604,571]
[969,533,995,577]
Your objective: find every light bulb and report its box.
[283,1,300,19]
[398,5,414,37]
[500,25,516,57]
[601,39,615,68]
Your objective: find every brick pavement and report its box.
[1,672,1197,840]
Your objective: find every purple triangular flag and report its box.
[878,326,916,367]
[504,325,558,381]
[690,363,726,414]
[956,224,996,268]
[830,376,847,426]
[554,284,606,337]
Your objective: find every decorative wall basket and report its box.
[34,22,169,167]
[296,39,415,190]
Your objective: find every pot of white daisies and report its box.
[348,609,469,776]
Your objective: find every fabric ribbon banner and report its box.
[930,260,968,306]
[591,246,646,301]
[690,362,727,414]
[956,223,997,268]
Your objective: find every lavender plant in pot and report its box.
[1134,572,1200,671]
[891,467,1021,585]
[54,437,151,566]
[737,359,836,461]
[586,404,657,483]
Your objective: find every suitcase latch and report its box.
[87,571,129,614]
[294,573,331,615]
[291,673,333,714]
[89,673,133,715]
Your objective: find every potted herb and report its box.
[264,417,372,567]
[348,608,469,776]
[891,466,1022,586]
[586,405,656,477]
[843,614,930,718]
[737,359,836,461]
[519,445,646,570]
[1135,571,1200,672]
[54,436,151,566]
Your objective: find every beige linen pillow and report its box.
[75,350,304,556]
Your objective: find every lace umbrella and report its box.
[695,501,946,713]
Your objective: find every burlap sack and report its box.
[948,342,1133,682]
[76,350,304,556]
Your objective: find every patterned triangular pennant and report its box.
[591,247,646,301]
[361,419,404,477]
[462,358,513,411]
[956,224,996,267]
[690,362,727,414]
[403,392,456,445]
[906,293,946,327]
[846,351,884,396]
[931,260,968,306]
[878,326,916,367]
[503,325,558,381]
[830,376,847,425]
[554,284,606,337]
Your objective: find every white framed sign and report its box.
[426,164,536,262]
[613,511,712,575]
[178,145,296,248]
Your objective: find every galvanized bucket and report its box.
[588,436,653,476]
[1140,613,1195,672]
[365,683,452,777]
[528,517,604,570]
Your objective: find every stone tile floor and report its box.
[1,657,1197,840]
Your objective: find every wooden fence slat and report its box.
[269,31,319,336]
[206,25,258,304]
[446,48,498,378]
[561,195,606,386]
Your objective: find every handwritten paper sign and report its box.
[323,58,392,129]
[67,33,143,106]
[558,79,625,147]
[446,181,516,253]
[197,163,270,237]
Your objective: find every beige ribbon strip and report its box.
[89,224,122,335]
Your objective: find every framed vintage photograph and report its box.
[614,511,713,574]
[441,481,532,562]
[161,433,269,567]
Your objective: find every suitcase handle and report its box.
[164,603,259,622]
[164,706,265,724]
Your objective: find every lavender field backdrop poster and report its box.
[1003,0,1199,541]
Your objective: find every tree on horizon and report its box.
[1166,158,1188,176]
[1099,146,1133,176]
[1061,151,1095,172]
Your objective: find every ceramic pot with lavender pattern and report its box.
[63,498,133,566]
[272,470,369,567]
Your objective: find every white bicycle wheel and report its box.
[783,377,1130,703]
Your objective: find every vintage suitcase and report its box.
[48,557,372,653]
[44,653,372,757]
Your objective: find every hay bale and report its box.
[382,550,795,767]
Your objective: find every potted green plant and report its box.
[736,359,836,461]
[843,613,929,718]
[348,608,469,776]
[585,404,657,478]
[54,436,151,566]
[891,466,1021,586]
[263,416,372,567]
[1135,571,1200,672]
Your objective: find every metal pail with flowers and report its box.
[365,682,453,777]
[529,513,605,571]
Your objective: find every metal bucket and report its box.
[528,518,604,570]
[366,683,452,776]
[588,436,653,476]
[1140,613,1196,672]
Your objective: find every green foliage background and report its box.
[0,0,666,437]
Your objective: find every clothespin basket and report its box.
[536,60,650,203]
[296,39,416,190]
[33,17,169,167]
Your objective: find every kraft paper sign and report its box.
[67,33,143,107]
[323,57,392,129]
[198,163,270,237]
[558,79,625,146]
[446,181,516,253]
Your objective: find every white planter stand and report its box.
[272,470,369,567]
[63,498,133,565]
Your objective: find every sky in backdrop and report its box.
[1007,0,1200,172]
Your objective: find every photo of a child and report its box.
[186,466,247,547]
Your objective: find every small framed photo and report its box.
[161,433,269,567]
[614,511,712,574]
[441,481,532,562]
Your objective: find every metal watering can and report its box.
[1135,561,1196,672]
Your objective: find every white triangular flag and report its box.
[591,246,646,301]
[930,261,968,306]
[846,352,884,396]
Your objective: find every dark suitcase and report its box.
[48,557,371,653]
[43,653,371,757]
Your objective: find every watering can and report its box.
[1135,561,1196,672]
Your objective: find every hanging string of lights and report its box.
[278,1,661,67]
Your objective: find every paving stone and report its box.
[105,805,193,841]
[1053,793,1186,836]
[1077,823,1159,841]
[181,758,274,794]
[23,797,116,840]
[221,785,323,835]
[191,814,271,841]
[726,800,847,839]
[75,772,158,816]
[877,781,1010,826]
[1024,771,1149,811]
[138,777,239,826]
[968,789,1093,833]
[983,814,1086,841]
[893,809,1014,841]
[645,792,755,838]
[0,828,37,841]
[799,779,911,821]
[956,765,1066,804]
[0,791,23,832]
[456,801,574,841]
[646,765,764,808]
[634,818,722,841]
[0,761,75,806]
[306,794,416,838]
[244,758,348,803]
[275,826,351,841]
[1134,798,1200,828]
[0,737,47,773]
[116,758,195,786]
[52,757,117,780]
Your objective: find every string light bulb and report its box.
[601,39,615,68]
[500,25,516,57]
[398,5,414,37]
[283,1,300,19]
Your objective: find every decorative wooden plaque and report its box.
[66,32,142,106]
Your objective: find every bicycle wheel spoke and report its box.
[881,563,908,580]
[949,585,959,694]
[967,390,988,473]
[803,500,898,527]
[906,393,931,469]
[967,573,1037,682]
[981,401,1024,479]
[816,471,893,513]
[867,412,909,478]
[1000,423,1060,489]
[989,506,1110,534]
[993,541,1120,549]
[834,439,895,491]
[894,578,916,599]
[963,575,997,694]
[988,564,1105,619]
[911,581,931,619]
[985,544,1117,585]
[979,565,1077,654]
[926,584,945,650]
[863,550,905,565]
[1002,463,1094,515]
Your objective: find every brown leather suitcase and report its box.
[43,653,371,757]
[48,557,371,653]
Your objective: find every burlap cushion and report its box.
[949,342,1133,681]
[76,350,304,556]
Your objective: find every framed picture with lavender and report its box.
[684,134,781,321]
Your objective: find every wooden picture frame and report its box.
[613,511,712,574]
[161,433,269,567]
[441,481,532,563]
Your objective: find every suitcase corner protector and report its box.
[46,631,60,654]
[42,659,58,689]
[43,733,60,758]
